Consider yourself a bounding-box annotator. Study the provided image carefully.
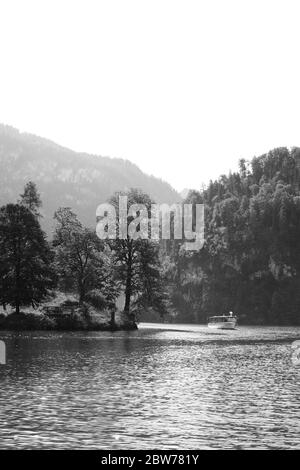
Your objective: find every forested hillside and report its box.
[0,124,180,234]
[168,148,300,325]
[1,124,299,325]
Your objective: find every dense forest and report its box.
[1,146,300,327]
[167,147,300,325]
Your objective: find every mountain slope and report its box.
[0,124,180,234]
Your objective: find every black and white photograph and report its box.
[0,0,300,454]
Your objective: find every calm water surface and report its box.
[0,324,300,449]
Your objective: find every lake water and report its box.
[0,324,300,449]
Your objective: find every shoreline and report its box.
[1,321,300,332]
[0,311,138,332]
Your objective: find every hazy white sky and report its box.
[0,0,299,191]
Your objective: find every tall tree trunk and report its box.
[123,252,132,322]
[124,279,131,314]
[110,309,116,329]
[122,242,137,329]
[15,239,21,314]
[124,265,131,318]
[79,276,85,304]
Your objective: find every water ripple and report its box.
[0,324,300,449]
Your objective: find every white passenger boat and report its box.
[207,312,237,330]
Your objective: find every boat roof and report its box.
[209,315,237,319]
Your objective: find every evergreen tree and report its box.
[19,181,42,217]
[0,204,54,313]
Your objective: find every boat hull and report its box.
[207,320,237,330]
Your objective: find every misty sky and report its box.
[0,0,299,191]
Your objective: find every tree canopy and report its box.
[107,189,168,323]
[0,203,54,313]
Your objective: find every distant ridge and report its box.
[0,124,181,234]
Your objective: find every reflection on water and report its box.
[0,324,300,449]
